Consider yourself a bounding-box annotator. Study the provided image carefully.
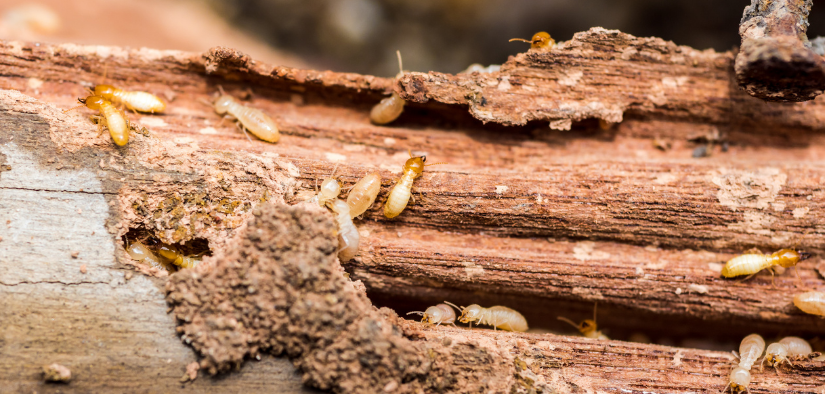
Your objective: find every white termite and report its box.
[737,333,766,370]
[370,51,406,125]
[794,291,825,316]
[762,336,812,371]
[328,199,360,262]
[406,304,456,326]
[444,301,528,332]
[212,93,280,143]
[309,165,341,207]
[724,366,752,394]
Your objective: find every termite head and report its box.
[509,31,555,50]
[214,95,235,114]
[456,304,484,324]
[774,249,810,267]
[558,316,598,335]
[93,84,117,99]
[402,156,427,177]
[763,343,788,367]
[727,366,750,393]
[319,178,342,200]
[78,95,107,111]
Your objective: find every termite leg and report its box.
[235,121,253,143]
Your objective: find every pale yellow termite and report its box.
[309,166,342,208]
[509,31,555,50]
[406,304,456,327]
[370,51,406,125]
[125,241,173,271]
[557,303,609,340]
[93,84,166,113]
[156,244,202,269]
[65,95,130,146]
[793,291,825,316]
[721,248,810,279]
[384,150,444,219]
[762,336,812,371]
[212,93,280,143]
[444,301,528,332]
[328,199,360,262]
[346,172,382,218]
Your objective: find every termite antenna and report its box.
[424,162,447,167]
[557,316,579,329]
[329,163,339,178]
[217,85,226,96]
[443,301,462,311]
[197,98,214,107]
[593,302,598,324]
[509,38,531,43]
[408,148,414,158]
[63,100,86,113]
[406,311,425,316]
[396,50,404,76]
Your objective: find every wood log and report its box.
[1,27,825,392]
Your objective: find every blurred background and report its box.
[2,0,825,77]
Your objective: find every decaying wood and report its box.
[1,28,825,393]
[735,0,825,102]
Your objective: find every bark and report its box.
[735,0,825,101]
[1,30,825,393]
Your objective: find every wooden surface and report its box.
[1,28,825,392]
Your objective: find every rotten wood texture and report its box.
[735,0,825,102]
[1,30,825,392]
[167,202,825,394]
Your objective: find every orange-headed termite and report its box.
[557,303,609,340]
[384,149,444,219]
[65,95,130,146]
[93,84,166,113]
[762,336,812,371]
[444,301,528,332]
[346,172,381,218]
[370,51,406,125]
[721,249,810,280]
[407,304,456,327]
[509,31,555,50]
[794,291,825,316]
[156,243,202,269]
[212,92,280,143]
[328,199,360,262]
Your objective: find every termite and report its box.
[557,303,609,340]
[346,172,382,218]
[64,95,130,146]
[460,63,501,74]
[793,291,825,316]
[211,91,280,143]
[721,248,810,281]
[723,366,752,394]
[93,84,166,113]
[762,336,812,371]
[444,301,528,332]
[309,166,342,208]
[737,334,766,371]
[384,150,444,219]
[370,51,406,125]
[125,240,173,271]
[156,244,202,269]
[328,199,360,262]
[723,334,764,394]
[509,31,555,50]
[406,304,456,327]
